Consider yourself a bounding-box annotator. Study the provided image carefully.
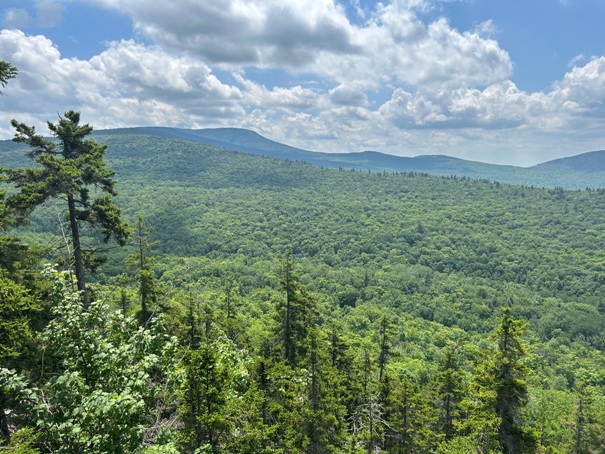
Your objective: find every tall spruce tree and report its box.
[3,111,130,308]
[377,315,394,383]
[472,307,538,454]
[571,382,603,454]
[276,250,317,368]
[434,341,466,441]
[126,216,159,325]
[384,375,438,453]
[301,329,348,453]
[177,302,243,453]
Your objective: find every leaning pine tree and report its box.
[2,111,130,308]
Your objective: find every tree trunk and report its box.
[0,389,11,446]
[574,392,584,454]
[284,260,292,364]
[68,194,87,309]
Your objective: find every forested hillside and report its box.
[95,127,605,189]
[2,129,605,453]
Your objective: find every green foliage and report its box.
[468,308,538,454]
[274,251,318,368]
[176,328,245,452]
[383,374,439,453]
[2,131,605,451]
[0,269,178,453]
[1,427,40,453]
[2,112,129,306]
[126,216,161,325]
[569,382,605,454]
[0,239,48,447]
[0,61,17,95]
[433,341,466,441]
[0,277,37,365]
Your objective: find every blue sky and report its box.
[1,0,604,166]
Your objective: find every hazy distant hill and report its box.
[92,127,605,189]
[3,126,604,189]
[531,150,605,174]
[95,126,518,176]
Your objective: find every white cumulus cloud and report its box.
[1,1,605,166]
[0,30,245,133]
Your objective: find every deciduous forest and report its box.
[1,67,605,453]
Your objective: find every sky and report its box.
[1,0,604,166]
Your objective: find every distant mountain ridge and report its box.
[96,126,506,173]
[533,150,605,173]
[92,127,605,189]
[2,126,603,189]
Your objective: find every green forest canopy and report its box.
[1,130,605,452]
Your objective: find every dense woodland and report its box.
[1,66,605,453]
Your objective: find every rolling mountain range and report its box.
[95,126,605,189]
[2,126,605,189]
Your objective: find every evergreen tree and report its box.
[3,111,130,308]
[377,315,394,383]
[434,341,466,441]
[301,329,348,453]
[126,216,160,325]
[328,323,350,370]
[276,250,317,368]
[0,61,17,95]
[471,307,538,454]
[571,382,603,454]
[217,281,244,345]
[349,349,385,453]
[280,250,296,365]
[177,304,243,453]
[384,375,438,453]
[178,344,232,452]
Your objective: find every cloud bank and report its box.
[1,0,604,165]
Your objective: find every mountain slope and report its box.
[93,127,605,188]
[533,149,605,173]
[3,126,604,188]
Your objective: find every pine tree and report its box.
[301,329,348,453]
[218,281,244,344]
[377,315,394,383]
[126,216,160,325]
[3,111,130,308]
[276,250,317,368]
[349,349,386,453]
[178,344,232,452]
[384,375,438,453]
[328,323,350,370]
[571,382,603,454]
[177,305,237,453]
[0,61,17,95]
[471,307,538,454]
[434,341,466,441]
